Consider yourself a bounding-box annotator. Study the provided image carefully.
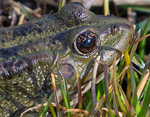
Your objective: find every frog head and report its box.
[51,3,134,99]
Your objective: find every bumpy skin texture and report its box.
[0,3,134,116]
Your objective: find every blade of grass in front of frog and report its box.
[91,56,101,106]
[48,101,57,117]
[58,75,71,117]
[130,65,141,114]
[115,68,129,115]
[40,93,56,117]
[111,60,121,117]
[133,53,145,69]
[77,73,82,109]
[104,64,112,116]
[88,80,117,116]
[141,54,150,78]
[101,107,124,116]
[139,17,150,60]
[116,66,130,113]
[85,99,93,111]
[95,60,106,102]
[66,108,88,116]
[117,83,131,111]
[112,59,132,116]
[61,75,71,117]
[116,57,125,78]
[115,66,130,113]
[88,70,113,116]
[137,73,150,117]
[83,90,93,110]
[96,79,105,101]
[87,92,105,116]
[84,90,92,102]
[137,71,150,98]
[38,95,47,117]
[51,73,61,117]
[124,51,132,103]
[58,0,66,11]
[18,2,34,20]
[89,62,129,116]
[88,63,124,116]
[130,29,141,59]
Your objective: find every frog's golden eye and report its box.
[73,30,98,55]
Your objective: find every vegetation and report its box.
[0,0,149,116]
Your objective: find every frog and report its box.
[0,2,134,116]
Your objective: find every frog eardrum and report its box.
[73,30,99,56]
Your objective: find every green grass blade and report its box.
[136,18,150,33]
[139,17,150,60]
[130,30,141,59]
[112,60,131,116]
[137,74,150,117]
[49,102,57,117]
[86,100,93,111]
[58,0,66,11]
[124,51,132,103]
[130,66,141,114]
[118,5,150,13]
[58,76,71,117]
[40,94,55,117]
[18,3,34,20]
[96,79,105,101]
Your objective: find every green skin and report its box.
[0,3,134,116]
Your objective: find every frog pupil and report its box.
[83,38,93,46]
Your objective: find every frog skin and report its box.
[0,2,134,116]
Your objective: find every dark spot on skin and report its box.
[35,22,43,26]
[37,28,43,33]
[12,24,43,38]
[42,79,52,96]
[18,27,28,36]
[0,53,51,80]
[0,48,18,59]
[32,25,43,34]
[1,39,5,43]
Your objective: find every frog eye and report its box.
[73,30,98,55]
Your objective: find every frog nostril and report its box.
[59,63,74,79]
[110,24,118,34]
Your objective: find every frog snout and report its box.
[59,63,75,79]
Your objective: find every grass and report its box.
[1,0,149,116]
